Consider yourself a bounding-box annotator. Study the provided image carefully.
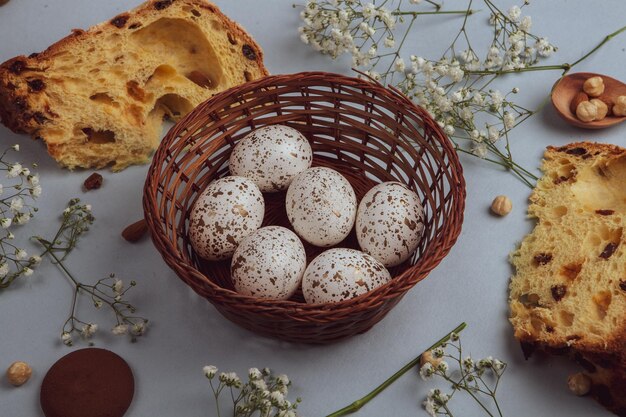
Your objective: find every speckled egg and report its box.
[231,226,306,300]
[188,176,265,261]
[302,248,391,304]
[356,182,425,267]
[286,167,357,247]
[229,125,313,192]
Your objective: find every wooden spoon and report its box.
[551,72,626,129]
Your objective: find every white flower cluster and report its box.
[298,0,399,66]
[418,336,507,417]
[203,366,300,417]
[297,0,559,186]
[423,388,451,417]
[0,145,42,288]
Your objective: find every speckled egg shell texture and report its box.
[229,125,313,192]
[356,181,425,267]
[188,176,265,261]
[286,167,357,247]
[302,248,391,304]
[231,226,307,300]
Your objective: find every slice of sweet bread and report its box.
[0,0,268,170]
[509,142,626,416]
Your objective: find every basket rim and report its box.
[143,71,466,312]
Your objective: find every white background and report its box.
[0,1,625,416]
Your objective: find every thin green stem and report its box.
[569,24,626,69]
[325,323,467,417]
[393,10,475,16]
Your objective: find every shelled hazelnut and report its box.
[590,99,609,120]
[576,101,597,122]
[491,195,512,216]
[6,361,32,386]
[614,95,626,117]
[582,76,604,97]
[567,373,591,396]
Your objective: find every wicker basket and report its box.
[143,72,465,344]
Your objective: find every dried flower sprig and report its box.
[203,365,301,417]
[326,322,466,416]
[419,333,507,417]
[0,144,42,289]
[297,0,626,187]
[33,199,148,345]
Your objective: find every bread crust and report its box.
[510,141,626,416]
[0,0,269,169]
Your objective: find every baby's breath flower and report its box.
[112,324,129,335]
[0,262,9,278]
[113,278,124,294]
[81,323,98,339]
[9,197,24,213]
[0,218,12,229]
[270,390,285,405]
[14,212,31,225]
[436,361,449,375]
[15,249,27,261]
[61,332,72,346]
[203,365,218,379]
[22,267,34,277]
[249,367,262,380]
[419,362,434,380]
[423,397,437,417]
[394,57,406,73]
[7,163,22,178]
[131,321,147,336]
[432,347,445,358]
[507,5,521,22]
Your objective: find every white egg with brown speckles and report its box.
[302,248,391,304]
[231,226,306,300]
[286,167,357,247]
[356,182,425,267]
[188,176,265,261]
[229,125,313,192]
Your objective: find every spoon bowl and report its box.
[551,72,626,129]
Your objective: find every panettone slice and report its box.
[509,142,626,416]
[0,0,268,170]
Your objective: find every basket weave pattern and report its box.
[144,72,466,344]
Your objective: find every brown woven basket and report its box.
[143,72,465,344]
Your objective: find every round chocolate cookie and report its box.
[41,348,134,417]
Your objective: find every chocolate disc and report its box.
[41,348,134,417]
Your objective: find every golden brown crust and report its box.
[0,0,269,169]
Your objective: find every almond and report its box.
[570,92,589,114]
[122,219,148,242]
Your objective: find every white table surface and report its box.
[1,1,625,416]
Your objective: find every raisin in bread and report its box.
[509,142,626,416]
[0,0,268,170]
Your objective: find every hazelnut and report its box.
[491,195,512,216]
[576,101,598,122]
[569,92,589,114]
[582,76,605,97]
[613,95,626,117]
[567,372,591,396]
[419,350,442,369]
[596,94,614,116]
[6,361,32,386]
[590,99,609,120]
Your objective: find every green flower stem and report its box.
[325,322,467,417]
[393,10,476,16]
[568,24,626,69]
